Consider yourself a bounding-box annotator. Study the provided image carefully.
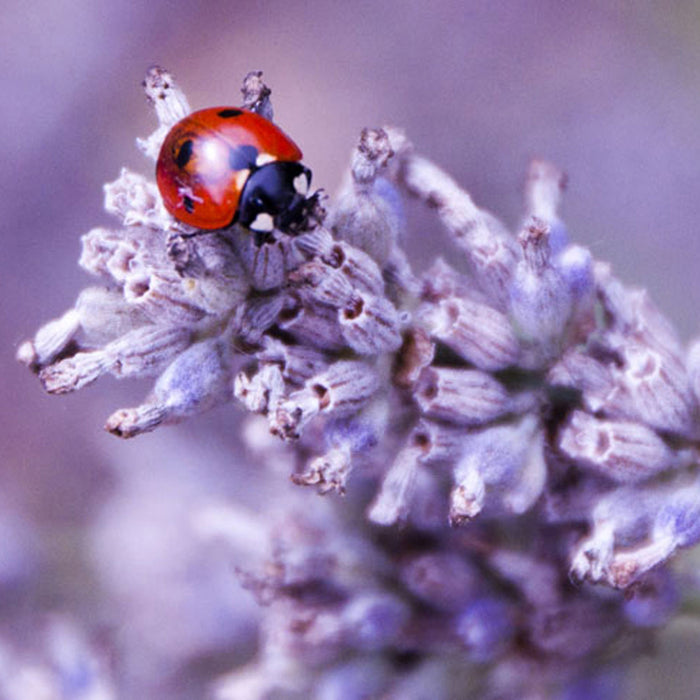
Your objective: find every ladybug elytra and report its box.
[156,107,312,236]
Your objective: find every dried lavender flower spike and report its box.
[17,64,700,698]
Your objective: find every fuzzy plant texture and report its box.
[18,67,700,700]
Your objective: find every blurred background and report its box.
[3,1,700,697]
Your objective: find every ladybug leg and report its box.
[177,229,212,240]
[253,229,273,247]
[278,188,324,235]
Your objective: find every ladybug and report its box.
[156,107,312,237]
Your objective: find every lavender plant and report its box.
[17,67,700,699]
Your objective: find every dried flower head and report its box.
[18,66,700,698]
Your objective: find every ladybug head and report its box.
[236,161,313,237]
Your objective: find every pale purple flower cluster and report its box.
[18,67,700,698]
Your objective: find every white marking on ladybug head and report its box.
[255,152,276,167]
[293,172,309,195]
[251,212,275,232]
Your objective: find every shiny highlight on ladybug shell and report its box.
[156,107,310,233]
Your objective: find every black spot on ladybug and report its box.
[175,140,194,169]
[229,144,259,171]
[183,195,195,213]
[217,108,243,119]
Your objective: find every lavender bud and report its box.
[74,287,150,345]
[558,410,680,483]
[400,552,479,612]
[142,65,190,125]
[292,225,335,258]
[277,298,347,352]
[404,466,446,531]
[330,128,400,265]
[420,257,470,301]
[325,406,386,453]
[294,405,388,493]
[233,294,286,345]
[391,142,517,308]
[343,592,409,649]
[40,325,192,394]
[595,264,684,356]
[450,416,546,522]
[569,484,656,585]
[319,239,387,298]
[411,419,469,462]
[106,337,232,437]
[338,293,403,355]
[234,364,285,414]
[456,597,514,662]
[419,295,520,371]
[240,70,273,119]
[509,219,573,364]
[414,367,514,426]
[103,168,168,229]
[547,347,616,414]
[289,242,402,354]
[273,361,379,439]
[653,481,700,547]
[368,443,423,526]
[606,342,699,439]
[137,66,191,160]
[79,226,232,324]
[523,160,568,253]
[78,226,137,283]
[232,235,291,292]
[257,336,328,385]
[554,243,594,306]
[292,445,352,494]
[290,258,357,308]
[16,308,81,370]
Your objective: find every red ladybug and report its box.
[156,107,312,235]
